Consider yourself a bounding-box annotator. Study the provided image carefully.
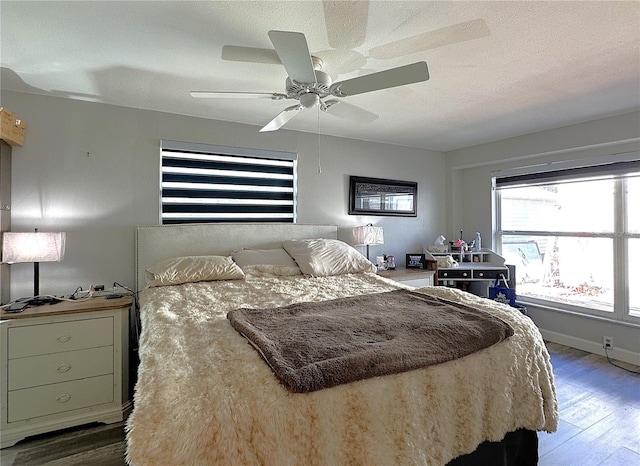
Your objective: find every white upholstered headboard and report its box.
[135,223,338,291]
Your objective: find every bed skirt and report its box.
[447,428,538,466]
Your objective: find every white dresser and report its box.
[0,296,131,448]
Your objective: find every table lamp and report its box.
[352,224,384,261]
[1,229,66,296]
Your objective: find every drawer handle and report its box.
[443,272,448,277]
[478,272,484,277]
[57,363,72,373]
[463,273,468,277]
[57,334,71,343]
[57,393,71,403]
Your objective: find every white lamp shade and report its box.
[352,225,384,246]
[2,232,66,263]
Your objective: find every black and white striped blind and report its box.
[161,140,297,224]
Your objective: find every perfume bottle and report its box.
[475,232,482,252]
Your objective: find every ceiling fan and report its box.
[191,30,430,132]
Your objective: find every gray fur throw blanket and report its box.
[228,289,514,392]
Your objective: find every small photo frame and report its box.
[406,253,426,269]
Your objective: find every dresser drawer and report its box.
[400,278,433,288]
[7,317,113,359]
[438,269,471,280]
[8,346,114,390]
[473,269,509,280]
[8,374,114,422]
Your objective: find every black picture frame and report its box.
[406,253,426,269]
[348,176,417,217]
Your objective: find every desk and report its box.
[423,248,509,287]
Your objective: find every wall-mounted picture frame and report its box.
[349,176,417,217]
[406,253,426,269]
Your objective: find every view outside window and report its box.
[497,173,637,318]
[500,233,614,312]
[500,180,614,233]
[629,239,639,316]
[628,177,640,315]
[628,177,640,233]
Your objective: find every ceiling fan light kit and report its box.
[192,30,430,132]
[299,93,320,109]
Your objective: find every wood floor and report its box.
[538,342,640,466]
[0,420,127,465]
[1,342,638,465]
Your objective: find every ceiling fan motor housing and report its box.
[285,69,332,98]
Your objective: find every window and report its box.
[161,140,297,224]
[494,156,640,323]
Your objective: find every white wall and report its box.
[1,91,446,299]
[445,111,640,363]
[5,90,636,362]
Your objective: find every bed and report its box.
[126,223,557,465]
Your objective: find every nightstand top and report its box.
[1,295,133,320]
[378,268,435,280]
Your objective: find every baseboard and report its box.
[539,329,640,366]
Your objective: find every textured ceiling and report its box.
[1,1,639,151]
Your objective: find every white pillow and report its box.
[232,248,298,268]
[239,264,303,278]
[282,238,376,277]
[145,255,245,287]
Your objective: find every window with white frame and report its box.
[160,140,297,224]
[493,156,640,323]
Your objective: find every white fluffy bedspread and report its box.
[126,272,557,466]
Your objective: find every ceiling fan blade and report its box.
[268,30,317,84]
[330,62,429,97]
[221,45,281,64]
[191,91,287,100]
[322,0,369,50]
[259,105,303,132]
[368,19,491,60]
[322,100,378,124]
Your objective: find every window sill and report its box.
[519,299,640,328]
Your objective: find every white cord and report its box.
[42,293,94,302]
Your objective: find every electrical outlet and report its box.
[603,336,613,349]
